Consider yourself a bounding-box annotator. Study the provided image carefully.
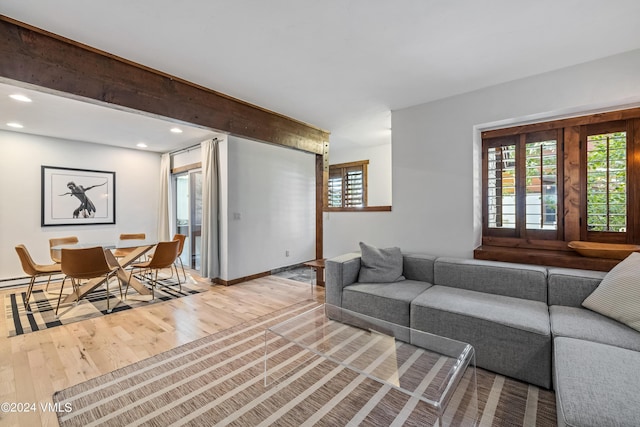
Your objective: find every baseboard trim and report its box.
[212,271,271,286]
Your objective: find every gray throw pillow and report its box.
[358,242,405,283]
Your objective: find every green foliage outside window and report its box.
[586,132,627,232]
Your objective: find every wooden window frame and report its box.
[483,130,564,241]
[580,121,635,243]
[481,107,640,253]
[483,136,519,238]
[325,160,369,211]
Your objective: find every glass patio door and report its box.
[174,170,202,270]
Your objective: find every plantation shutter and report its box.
[327,160,368,208]
[584,122,629,242]
[328,169,343,207]
[344,165,364,207]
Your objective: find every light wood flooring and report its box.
[0,270,324,427]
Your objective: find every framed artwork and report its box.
[41,166,116,226]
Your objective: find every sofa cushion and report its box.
[434,257,548,302]
[357,242,405,283]
[411,285,551,388]
[547,268,605,307]
[582,252,640,332]
[554,337,640,427]
[550,305,640,352]
[342,280,431,326]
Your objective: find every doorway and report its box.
[174,170,202,270]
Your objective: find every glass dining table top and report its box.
[51,239,158,250]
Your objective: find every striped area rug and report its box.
[53,301,556,426]
[5,274,204,337]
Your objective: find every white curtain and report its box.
[157,152,172,241]
[200,138,220,279]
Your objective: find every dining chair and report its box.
[49,236,79,263]
[173,234,187,281]
[56,246,122,315]
[126,239,181,300]
[48,236,79,291]
[113,233,146,258]
[148,234,187,281]
[15,245,62,311]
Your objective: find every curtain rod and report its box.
[169,137,218,156]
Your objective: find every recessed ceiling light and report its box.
[7,122,24,129]
[170,127,183,134]
[9,94,32,103]
[137,142,148,148]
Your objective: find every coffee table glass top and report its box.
[264,304,477,424]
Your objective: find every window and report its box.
[581,121,632,243]
[486,142,516,229]
[586,131,626,233]
[327,160,368,208]
[482,109,640,250]
[484,130,562,239]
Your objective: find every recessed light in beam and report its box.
[9,94,32,103]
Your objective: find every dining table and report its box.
[52,239,157,305]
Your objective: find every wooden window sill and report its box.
[474,245,619,271]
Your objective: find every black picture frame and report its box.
[41,165,116,226]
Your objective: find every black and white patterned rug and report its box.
[5,274,204,337]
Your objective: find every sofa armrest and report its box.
[325,252,361,307]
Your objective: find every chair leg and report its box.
[71,278,81,305]
[44,273,53,292]
[24,276,36,311]
[106,274,111,313]
[125,267,137,298]
[173,265,182,291]
[55,277,68,316]
[151,270,157,300]
[177,257,187,282]
[106,272,119,313]
[117,273,124,299]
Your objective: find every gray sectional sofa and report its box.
[326,252,640,427]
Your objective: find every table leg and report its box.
[106,248,153,296]
[117,268,151,296]
[61,245,154,304]
[61,276,108,304]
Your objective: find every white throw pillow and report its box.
[582,252,640,332]
[358,242,405,283]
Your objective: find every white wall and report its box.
[172,146,201,169]
[0,131,161,280]
[329,143,392,206]
[324,48,640,258]
[223,136,316,280]
[0,130,315,283]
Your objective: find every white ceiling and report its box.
[2,0,640,152]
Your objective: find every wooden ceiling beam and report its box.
[0,16,329,154]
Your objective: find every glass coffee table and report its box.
[264,304,477,426]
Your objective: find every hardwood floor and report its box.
[0,270,324,427]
